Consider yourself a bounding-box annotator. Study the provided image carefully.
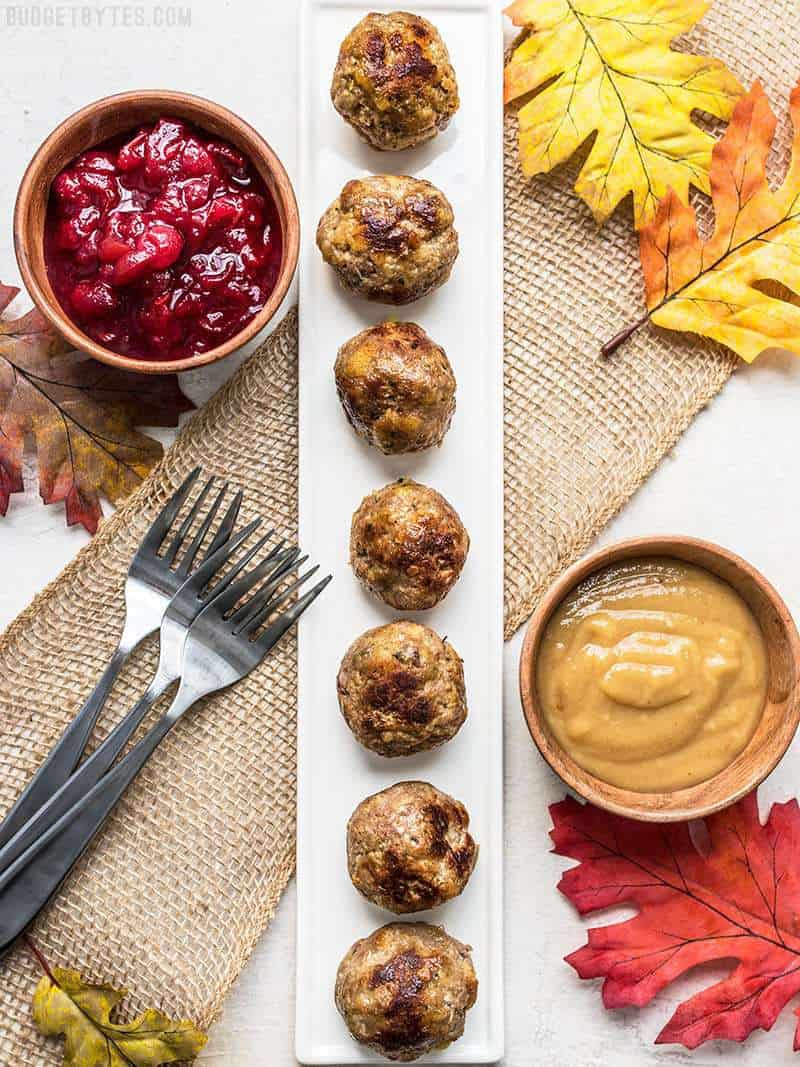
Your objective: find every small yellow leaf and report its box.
[32,967,207,1067]
[639,80,800,363]
[503,0,744,228]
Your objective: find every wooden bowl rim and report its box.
[13,89,299,375]
[519,535,800,822]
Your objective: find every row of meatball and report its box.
[336,322,469,622]
[334,322,469,614]
[335,466,475,1064]
[336,711,480,1062]
[324,11,477,1063]
[330,316,476,1059]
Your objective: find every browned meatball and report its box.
[337,622,467,756]
[316,175,458,304]
[330,12,459,151]
[350,479,469,610]
[347,782,478,913]
[335,922,477,1061]
[335,322,456,454]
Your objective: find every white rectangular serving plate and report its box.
[296,1,504,1062]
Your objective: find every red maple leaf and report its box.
[552,792,800,1050]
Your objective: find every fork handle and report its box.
[0,644,130,849]
[0,714,174,956]
[0,679,166,877]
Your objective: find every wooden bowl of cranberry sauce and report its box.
[14,90,299,374]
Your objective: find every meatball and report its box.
[350,479,469,610]
[330,11,459,151]
[335,321,456,454]
[337,621,467,756]
[316,175,458,304]
[347,781,478,913]
[335,922,477,1061]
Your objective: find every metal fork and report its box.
[0,467,239,849]
[0,520,298,876]
[0,551,330,955]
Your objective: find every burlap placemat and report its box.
[0,3,798,1059]
[0,316,300,1060]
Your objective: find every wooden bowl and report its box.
[519,536,800,821]
[13,90,299,375]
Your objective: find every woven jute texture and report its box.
[0,3,799,1060]
[0,314,299,1061]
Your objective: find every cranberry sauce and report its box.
[44,117,283,361]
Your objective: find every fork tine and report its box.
[206,546,299,619]
[256,575,333,651]
[263,537,287,561]
[241,564,318,636]
[175,482,228,578]
[180,519,262,596]
[259,547,305,589]
[138,467,201,556]
[230,555,308,631]
[162,476,214,565]
[202,489,243,562]
[202,531,279,602]
[232,555,309,633]
[223,548,302,615]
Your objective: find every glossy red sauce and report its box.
[44,117,283,362]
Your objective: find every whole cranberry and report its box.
[70,280,119,319]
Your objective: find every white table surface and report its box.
[2,3,800,1064]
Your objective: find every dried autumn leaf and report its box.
[553,791,800,1050]
[32,966,207,1067]
[0,285,192,532]
[503,0,743,228]
[632,80,800,362]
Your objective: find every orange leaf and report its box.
[638,80,800,362]
[0,287,193,532]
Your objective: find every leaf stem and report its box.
[24,934,58,986]
[601,312,650,357]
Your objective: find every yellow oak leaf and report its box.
[32,967,207,1067]
[503,0,743,228]
[636,80,800,362]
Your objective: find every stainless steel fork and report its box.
[0,520,297,876]
[0,550,331,955]
[0,467,240,848]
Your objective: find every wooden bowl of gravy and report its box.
[520,536,800,821]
